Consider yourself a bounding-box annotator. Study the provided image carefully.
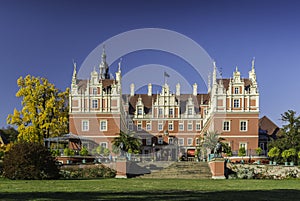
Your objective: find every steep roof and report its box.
[259,116,279,136]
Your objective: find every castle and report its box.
[69,48,260,159]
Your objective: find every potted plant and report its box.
[255,147,263,165]
[288,148,296,166]
[268,147,280,165]
[281,150,290,166]
[238,147,246,164]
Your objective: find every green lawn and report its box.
[0,178,300,200]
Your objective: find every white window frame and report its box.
[188,107,193,115]
[169,108,173,116]
[179,121,184,131]
[100,142,107,148]
[179,138,184,146]
[158,121,163,131]
[92,88,97,95]
[196,123,201,131]
[168,121,173,131]
[187,121,193,131]
[82,120,89,131]
[158,137,163,145]
[223,120,230,131]
[240,120,248,131]
[233,99,240,108]
[137,107,143,115]
[158,108,163,116]
[92,99,98,109]
[187,138,193,146]
[100,120,107,131]
[146,121,152,131]
[234,87,239,94]
[137,121,142,131]
[168,137,174,145]
[239,142,247,150]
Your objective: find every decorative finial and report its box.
[118,58,122,72]
[252,57,255,70]
[235,66,238,72]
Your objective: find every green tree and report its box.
[112,131,141,153]
[202,131,225,154]
[7,75,69,143]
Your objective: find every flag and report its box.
[164,71,170,77]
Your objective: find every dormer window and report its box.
[188,107,193,115]
[234,87,239,94]
[137,107,143,115]
[93,88,97,95]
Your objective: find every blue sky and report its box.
[1,0,300,127]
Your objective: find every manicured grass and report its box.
[0,178,300,200]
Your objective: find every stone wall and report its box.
[227,163,300,179]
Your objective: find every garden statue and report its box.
[214,142,222,158]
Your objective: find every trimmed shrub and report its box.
[60,164,116,179]
[2,142,60,180]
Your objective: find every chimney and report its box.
[193,83,197,96]
[176,83,180,96]
[148,83,152,96]
[130,83,134,96]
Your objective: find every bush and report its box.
[238,147,246,157]
[80,147,89,156]
[64,148,75,156]
[2,142,60,180]
[60,164,116,179]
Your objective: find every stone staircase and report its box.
[138,161,212,179]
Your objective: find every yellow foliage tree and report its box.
[7,75,69,143]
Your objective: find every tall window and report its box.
[92,99,98,109]
[168,121,173,131]
[240,121,247,131]
[223,121,230,131]
[179,122,184,131]
[92,88,97,95]
[137,121,142,131]
[169,108,173,116]
[196,123,201,131]
[158,108,163,116]
[168,137,174,145]
[187,138,193,146]
[82,120,89,131]
[187,121,193,131]
[234,87,239,94]
[146,121,151,131]
[158,121,163,131]
[233,99,240,108]
[179,138,184,146]
[188,107,193,115]
[100,120,107,131]
[137,107,143,115]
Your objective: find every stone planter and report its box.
[290,162,294,166]
[284,162,289,166]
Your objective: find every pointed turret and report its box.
[71,61,78,95]
[99,45,110,79]
[249,57,257,84]
[212,61,217,85]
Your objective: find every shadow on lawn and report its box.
[1,190,300,201]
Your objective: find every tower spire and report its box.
[99,44,110,79]
[251,57,255,71]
